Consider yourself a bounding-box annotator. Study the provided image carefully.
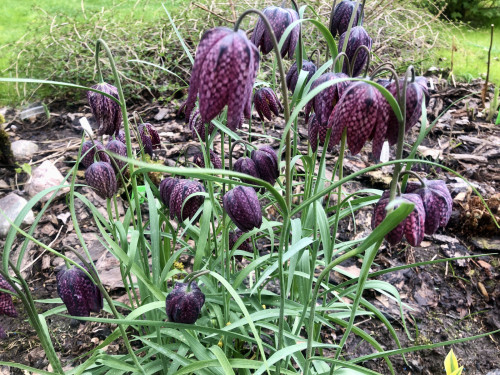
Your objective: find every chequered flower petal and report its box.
[223,186,263,232]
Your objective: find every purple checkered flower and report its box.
[189,109,216,140]
[338,26,372,77]
[184,27,260,131]
[223,186,263,232]
[81,140,110,168]
[253,87,282,122]
[85,161,118,199]
[87,82,122,136]
[229,230,253,253]
[0,276,17,318]
[165,282,205,324]
[169,180,206,221]
[329,0,363,37]
[286,59,317,93]
[56,265,103,318]
[233,157,261,189]
[159,178,180,209]
[251,146,279,187]
[193,150,223,169]
[308,114,334,152]
[139,123,161,157]
[251,6,300,59]
[105,139,127,172]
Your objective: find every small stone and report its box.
[154,108,169,121]
[0,193,35,238]
[11,140,39,161]
[470,237,500,252]
[486,370,500,375]
[26,160,67,202]
[0,180,9,189]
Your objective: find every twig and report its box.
[481,24,495,108]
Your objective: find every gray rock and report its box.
[486,370,500,375]
[471,237,500,252]
[11,140,39,161]
[0,193,35,238]
[26,160,68,202]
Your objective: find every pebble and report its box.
[486,370,500,375]
[11,140,39,161]
[25,160,67,202]
[0,193,35,238]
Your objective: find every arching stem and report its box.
[399,170,426,188]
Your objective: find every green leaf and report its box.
[209,346,235,375]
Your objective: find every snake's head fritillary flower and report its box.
[308,114,334,153]
[169,180,206,221]
[251,146,279,187]
[184,27,260,131]
[81,140,110,168]
[385,80,426,145]
[165,282,205,324]
[193,150,223,169]
[56,265,103,318]
[251,6,300,59]
[223,186,263,232]
[139,123,161,156]
[233,157,261,189]
[372,192,426,246]
[415,76,430,103]
[105,139,127,172]
[87,83,122,136]
[329,0,363,37]
[85,161,118,199]
[286,59,317,93]
[338,26,372,77]
[328,81,390,160]
[229,229,253,253]
[189,109,216,140]
[0,275,17,318]
[304,72,350,126]
[159,178,180,209]
[116,129,126,144]
[253,87,282,122]
[406,179,452,234]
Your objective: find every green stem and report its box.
[94,42,104,83]
[330,128,346,260]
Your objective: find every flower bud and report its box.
[169,180,206,221]
[0,275,17,318]
[286,59,317,93]
[81,141,110,168]
[193,150,223,169]
[223,186,262,232]
[329,0,363,37]
[165,282,205,324]
[139,123,161,156]
[229,230,253,253]
[189,109,216,140]
[56,265,103,318]
[338,26,372,77]
[105,139,127,172]
[87,82,122,136]
[85,161,118,199]
[159,178,180,208]
[253,87,282,122]
[251,146,279,187]
[233,157,260,189]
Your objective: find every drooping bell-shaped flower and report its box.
[328,81,390,160]
[223,186,263,232]
[105,139,127,172]
[372,192,426,246]
[0,275,17,318]
[193,150,223,169]
[415,76,430,103]
[56,265,103,318]
[116,129,126,144]
[184,27,260,131]
[286,59,317,93]
[304,72,350,126]
[251,146,279,187]
[338,26,372,77]
[159,177,180,209]
[253,87,282,122]
[229,229,253,253]
[189,108,216,140]
[81,140,110,168]
[385,79,426,145]
[85,161,118,199]
[329,0,363,37]
[405,179,452,235]
[139,123,161,157]
[169,179,206,221]
[233,157,261,188]
[308,114,334,152]
[165,282,205,324]
[87,82,122,136]
[251,6,300,59]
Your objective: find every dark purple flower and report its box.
[415,76,430,103]
[233,157,261,188]
[193,150,223,169]
[169,180,206,221]
[87,82,122,136]
[251,146,279,187]
[159,178,180,209]
[328,81,390,160]
[81,141,110,168]
[329,0,363,37]
[251,6,300,59]
[229,230,253,253]
[286,59,317,93]
[385,80,426,146]
[189,109,216,140]
[165,282,205,324]
[223,186,263,232]
[85,161,118,199]
[304,72,350,126]
[116,129,126,144]
[56,265,103,318]
[105,139,127,172]
[372,192,426,246]
[253,87,282,122]
[338,26,372,77]
[139,123,161,157]
[0,275,17,318]
[184,27,260,131]
[308,114,334,153]
[405,179,452,234]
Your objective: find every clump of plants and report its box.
[0,1,499,374]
